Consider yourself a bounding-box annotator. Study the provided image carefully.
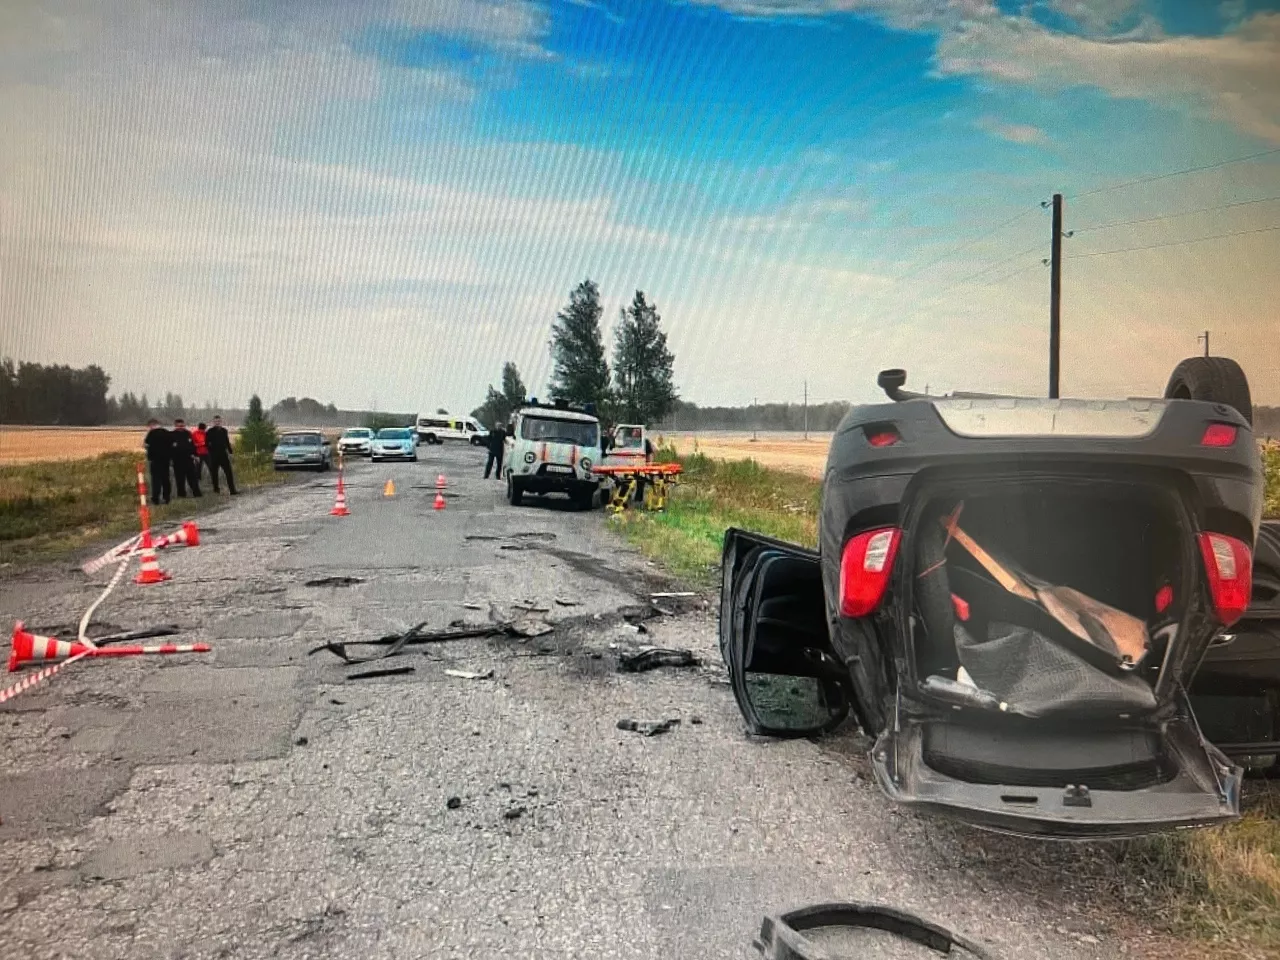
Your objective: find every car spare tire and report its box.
[1164,357,1253,426]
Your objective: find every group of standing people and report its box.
[143,415,237,505]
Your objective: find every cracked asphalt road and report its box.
[0,445,1161,959]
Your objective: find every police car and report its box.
[503,400,603,509]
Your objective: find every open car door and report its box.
[720,528,852,737]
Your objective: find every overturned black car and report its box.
[721,359,1276,839]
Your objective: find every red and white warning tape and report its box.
[0,653,90,705]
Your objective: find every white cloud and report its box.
[937,12,1280,144]
[1046,0,1142,36]
[682,0,997,30]
[974,115,1047,144]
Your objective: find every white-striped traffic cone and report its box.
[154,521,200,549]
[133,462,171,585]
[331,471,350,516]
[8,622,93,672]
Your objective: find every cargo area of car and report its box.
[906,477,1196,789]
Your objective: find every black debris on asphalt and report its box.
[303,576,365,588]
[295,737,309,746]
[616,718,681,737]
[446,796,462,810]
[618,648,700,673]
[503,806,527,820]
[346,666,416,681]
[90,625,182,646]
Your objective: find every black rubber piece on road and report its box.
[618,648,700,673]
[1163,356,1253,425]
[346,665,416,680]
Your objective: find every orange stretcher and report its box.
[592,462,682,514]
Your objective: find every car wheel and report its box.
[573,488,595,510]
[1164,356,1253,425]
[507,475,524,506]
[411,454,418,462]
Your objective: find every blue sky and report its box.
[2,0,1278,412]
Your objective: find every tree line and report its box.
[654,399,853,433]
[471,279,679,429]
[0,358,413,428]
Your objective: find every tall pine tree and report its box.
[548,279,610,409]
[471,361,529,428]
[613,290,677,425]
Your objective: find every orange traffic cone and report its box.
[331,472,350,516]
[433,491,446,510]
[154,521,200,549]
[8,622,93,672]
[383,479,396,498]
[134,529,171,585]
[436,474,447,489]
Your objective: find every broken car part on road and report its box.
[616,717,681,737]
[309,619,555,665]
[754,902,995,960]
[617,648,700,673]
[720,362,1266,839]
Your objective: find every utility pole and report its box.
[1048,193,1064,399]
[1197,330,1210,357]
[803,381,808,441]
[752,397,758,442]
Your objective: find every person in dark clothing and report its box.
[193,422,209,483]
[143,418,172,505]
[170,418,202,498]
[205,416,236,493]
[205,415,237,494]
[483,424,507,479]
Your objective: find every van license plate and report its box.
[545,465,573,474]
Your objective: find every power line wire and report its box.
[887,207,1038,284]
[1073,195,1280,233]
[1069,147,1280,201]
[1066,223,1280,259]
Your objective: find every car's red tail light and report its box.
[1200,423,1237,447]
[1198,532,1252,626]
[839,527,901,617]
[864,426,900,447]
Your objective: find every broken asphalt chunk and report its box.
[618,648,700,673]
[616,717,681,737]
[503,806,527,820]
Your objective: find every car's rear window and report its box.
[280,434,322,446]
[343,429,371,438]
[378,429,412,440]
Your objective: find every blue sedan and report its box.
[371,428,418,462]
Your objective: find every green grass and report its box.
[1264,443,1279,519]
[612,449,820,584]
[0,450,287,567]
[1119,784,1280,953]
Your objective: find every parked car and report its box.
[504,400,603,509]
[273,431,332,471]
[337,427,374,457]
[371,428,418,462]
[415,413,487,446]
[720,358,1269,839]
